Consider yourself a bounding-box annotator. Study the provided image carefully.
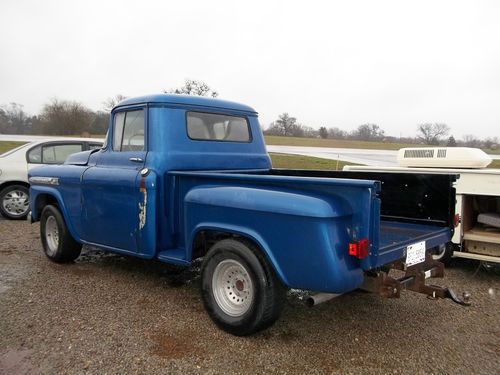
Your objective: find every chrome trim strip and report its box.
[29,176,60,185]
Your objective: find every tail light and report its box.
[453,214,460,227]
[349,238,370,259]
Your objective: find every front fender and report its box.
[30,185,82,243]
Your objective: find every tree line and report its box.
[265,113,499,149]
[1,78,497,149]
[0,80,217,137]
[0,98,118,137]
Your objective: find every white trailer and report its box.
[344,147,500,264]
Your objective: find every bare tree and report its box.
[40,99,94,135]
[266,113,305,137]
[462,134,481,148]
[319,126,328,139]
[417,123,450,145]
[0,103,36,134]
[352,124,385,141]
[165,79,218,98]
[328,127,347,139]
[483,137,499,150]
[103,94,128,112]
[446,135,457,147]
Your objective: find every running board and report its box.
[157,249,190,266]
[361,254,471,306]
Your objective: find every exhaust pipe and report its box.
[306,293,342,307]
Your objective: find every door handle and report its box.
[129,157,143,163]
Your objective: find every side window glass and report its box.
[113,110,145,151]
[27,146,42,163]
[122,110,145,151]
[42,144,83,164]
[113,112,125,151]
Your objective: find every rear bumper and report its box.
[362,254,471,306]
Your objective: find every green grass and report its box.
[265,135,421,150]
[0,141,26,154]
[270,153,357,170]
[265,135,500,154]
[489,159,500,169]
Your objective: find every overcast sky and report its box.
[1,0,499,139]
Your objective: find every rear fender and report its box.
[184,186,365,293]
[187,223,286,283]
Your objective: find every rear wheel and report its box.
[40,205,82,263]
[0,185,30,220]
[201,239,286,336]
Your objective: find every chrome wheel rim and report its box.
[2,189,29,217]
[212,259,254,317]
[45,216,59,255]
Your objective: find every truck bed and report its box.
[269,169,456,268]
[170,168,456,275]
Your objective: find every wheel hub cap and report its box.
[212,259,254,317]
[45,216,59,255]
[2,189,29,216]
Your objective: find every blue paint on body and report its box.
[29,94,452,294]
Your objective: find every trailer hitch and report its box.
[361,254,471,306]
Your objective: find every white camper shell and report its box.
[345,147,500,264]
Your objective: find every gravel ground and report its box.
[0,220,499,375]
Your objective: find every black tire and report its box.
[431,242,455,265]
[40,205,82,263]
[0,184,30,220]
[201,239,286,336]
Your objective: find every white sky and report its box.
[0,0,499,139]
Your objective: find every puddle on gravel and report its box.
[0,349,38,375]
[75,246,202,288]
[0,264,29,295]
[151,333,197,359]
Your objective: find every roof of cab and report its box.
[115,94,257,114]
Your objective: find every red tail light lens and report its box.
[453,214,460,227]
[349,239,370,259]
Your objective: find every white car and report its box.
[0,138,103,219]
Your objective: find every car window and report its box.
[41,144,83,164]
[113,110,145,151]
[27,145,42,163]
[187,112,251,142]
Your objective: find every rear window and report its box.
[42,144,83,164]
[186,112,251,142]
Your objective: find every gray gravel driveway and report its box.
[0,220,499,374]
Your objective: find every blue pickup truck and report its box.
[29,94,467,335]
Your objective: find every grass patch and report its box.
[265,135,500,154]
[0,141,26,154]
[488,159,500,169]
[265,135,421,150]
[270,153,357,170]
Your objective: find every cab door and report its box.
[81,108,147,253]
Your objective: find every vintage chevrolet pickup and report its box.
[28,94,468,335]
